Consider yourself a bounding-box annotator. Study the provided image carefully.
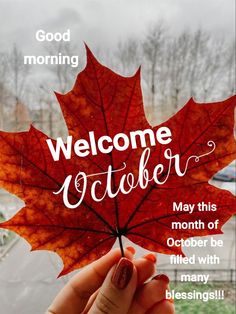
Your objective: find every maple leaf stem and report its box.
[118,234,125,257]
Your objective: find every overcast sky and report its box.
[0,0,234,54]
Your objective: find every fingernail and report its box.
[126,246,136,255]
[163,298,174,304]
[111,258,133,289]
[153,274,170,284]
[143,253,156,263]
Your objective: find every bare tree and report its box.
[113,25,233,122]
[6,45,30,130]
[167,31,193,113]
[115,38,141,75]
[0,53,9,129]
[224,41,235,97]
[45,42,79,93]
[8,45,30,102]
[187,31,226,102]
[142,22,167,111]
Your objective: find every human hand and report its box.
[46,248,175,314]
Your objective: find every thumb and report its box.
[88,258,137,314]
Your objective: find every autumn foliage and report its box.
[0,46,235,276]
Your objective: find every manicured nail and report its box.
[144,253,156,263]
[111,258,133,289]
[126,246,136,255]
[153,274,170,284]
[163,298,174,304]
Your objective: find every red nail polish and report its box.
[164,298,174,304]
[126,246,136,255]
[153,274,170,284]
[144,253,156,263]
[111,258,133,289]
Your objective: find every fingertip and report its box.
[164,298,174,304]
[134,258,155,285]
[123,247,136,261]
[143,253,157,263]
[106,248,133,261]
[126,246,136,255]
[111,258,135,289]
[153,274,170,284]
[90,258,137,314]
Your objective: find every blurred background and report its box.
[0,0,235,313]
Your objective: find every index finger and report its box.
[47,247,134,314]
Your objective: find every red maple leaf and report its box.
[0,46,235,276]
